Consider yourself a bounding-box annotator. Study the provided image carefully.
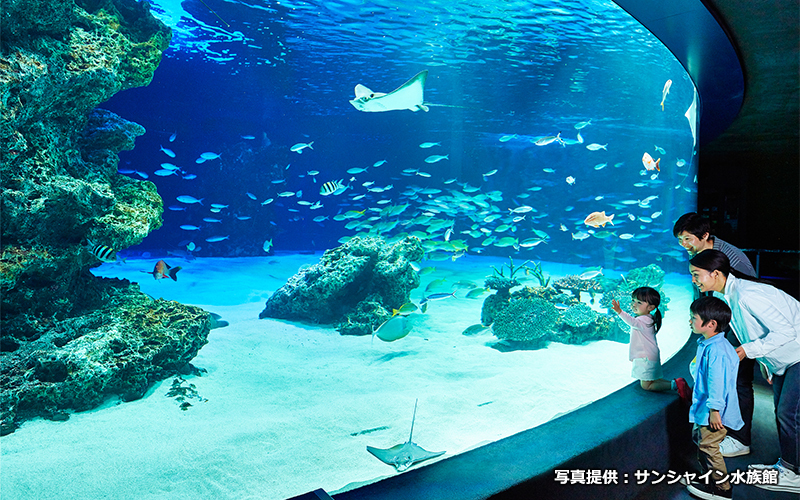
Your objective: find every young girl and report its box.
[612,287,690,399]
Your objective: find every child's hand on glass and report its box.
[611,299,622,314]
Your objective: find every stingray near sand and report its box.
[350,70,430,112]
[367,399,445,472]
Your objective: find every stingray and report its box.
[350,70,430,113]
[366,399,445,472]
[685,89,698,147]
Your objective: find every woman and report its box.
[689,249,799,494]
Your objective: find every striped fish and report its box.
[86,239,116,262]
[319,179,347,196]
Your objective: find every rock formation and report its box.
[0,0,211,434]
[260,236,423,336]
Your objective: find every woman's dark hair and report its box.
[673,212,711,239]
[689,249,763,283]
[632,286,662,333]
[689,249,731,276]
[690,296,731,333]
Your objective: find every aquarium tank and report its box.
[1,0,700,498]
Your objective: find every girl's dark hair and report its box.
[632,286,662,333]
[689,249,764,283]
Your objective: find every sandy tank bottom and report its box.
[1,254,693,500]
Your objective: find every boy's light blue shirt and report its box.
[689,332,744,429]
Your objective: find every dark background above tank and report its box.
[615,0,799,296]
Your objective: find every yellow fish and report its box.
[583,211,615,228]
[660,79,672,110]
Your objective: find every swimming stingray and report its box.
[367,399,445,472]
[350,70,430,112]
[685,89,698,147]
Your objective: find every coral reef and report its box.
[491,297,559,345]
[481,258,544,325]
[483,265,673,350]
[260,236,423,335]
[599,264,670,314]
[0,278,211,434]
[562,303,599,328]
[552,274,604,303]
[1,1,209,433]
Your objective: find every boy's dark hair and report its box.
[690,296,732,333]
[672,212,711,239]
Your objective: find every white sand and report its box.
[1,255,692,499]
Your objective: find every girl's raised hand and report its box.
[611,299,622,314]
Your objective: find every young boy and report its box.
[686,296,744,500]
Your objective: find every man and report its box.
[673,212,757,460]
[673,212,756,276]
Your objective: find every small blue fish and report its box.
[424,154,449,164]
[423,291,456,301]
[180,225,201,231]
[290,142,313,154]
[419,142,440,148]
[160,146,176,158]
[177,195,203,205]
[205,235,229,242]
[574,119,591,130]
[246,192,257,200]
[373,160,387,167]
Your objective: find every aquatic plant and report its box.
[489,256,533,282]
[491,297,559,343]
[526,261,551,288]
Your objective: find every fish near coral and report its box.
[583,211,614,228]
[142,260,182,281]
[85,239,117,262]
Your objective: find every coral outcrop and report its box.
[491,297,559,345]
[260,236,423,335]
[1,0,210,433]
[482,263,671,351]
[0,279,211,433]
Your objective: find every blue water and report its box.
[104,0,697,272]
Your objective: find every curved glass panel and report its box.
[3,1,699,498]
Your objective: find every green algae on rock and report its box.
[259,236,423,335]
[0,0,211,435]
[0,278,212,435]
